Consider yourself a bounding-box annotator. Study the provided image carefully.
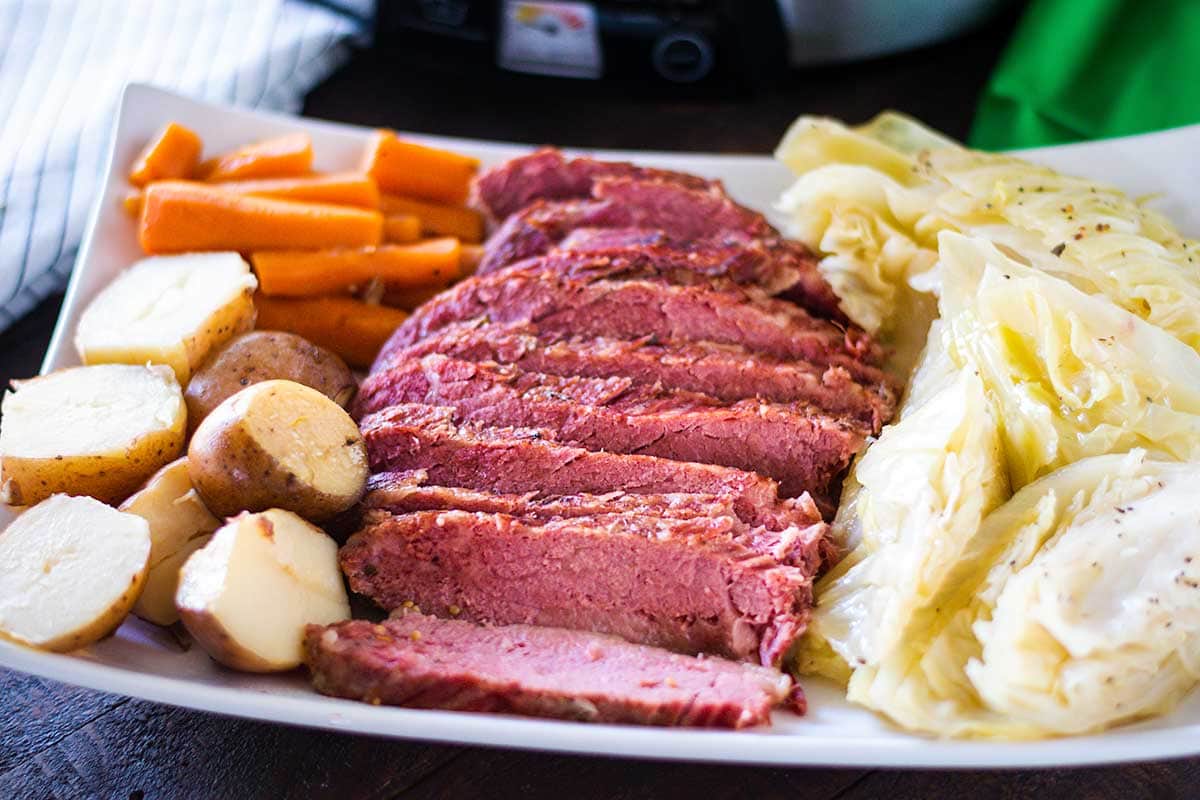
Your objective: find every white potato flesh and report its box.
[0,364,186,505]
[0,495,151,651]
[176,509,349,672]
[75,252,258,383]
[119,458,221,626]
[134,534,211,627]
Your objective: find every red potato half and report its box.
[119,458,222,626]
[187,379,368,521]
[175,509,349,672]
[0,495,151,652]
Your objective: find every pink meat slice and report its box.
[383,320,896,430]
[304,614,802,727]
[358,403,825,533]
[373,265,882,381]
[471,147,716,222]
[340,509,813,667]
[355,355,866,501]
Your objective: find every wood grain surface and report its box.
[3,5,1198,796]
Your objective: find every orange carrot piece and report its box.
[122,191,144,217]
[254,294,407,368]
[139,181,382,254]
[129,123,203,187]
[197,133,313,182]
[378,193,484,242]
[252,238,462,296]
[209,173,379,208]
[381,283,447,311]
[383,214,422,243]
[362,130,479,205]
[460,243,484,275]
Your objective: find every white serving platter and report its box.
[3,82,1200,769]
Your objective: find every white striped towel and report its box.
[0,0,372,333]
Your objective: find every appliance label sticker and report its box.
[499,2,603,79]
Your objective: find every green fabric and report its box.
[970,0,1200,150]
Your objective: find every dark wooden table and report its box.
[3,7,1199,797]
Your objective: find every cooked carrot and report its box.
[208,173,379,208]
[254,294,408,368]
[378,193,484,242]
[460,243,484,275]
[128,122,203,187]
[122,191,144,217]
[197,132,313,182]
[139,181,382,254]
[381,283,447,311]
[252,238,462,296]
[383,214,422,243]
[362,130,479,205]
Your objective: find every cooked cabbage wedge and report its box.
[799,328,1009,680]
[780,114,1200,739]
[849,452,1200,739]
[775,112,1200,360]
[940,233,1200,487]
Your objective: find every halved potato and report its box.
[188,379,367,520]
[184,331,355,431]
[0,364,186,506]
[119,458,221,626]
[74,252,257,384]
[175,509,349,672]
[0,494,151,652]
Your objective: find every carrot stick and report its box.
[383,214,422,243]
[207,173,379,208]
[197,133,313,182]
[122,191,144,217]
[139,181,382,254]
[362,130,479,205]
[251,238,462,296]
[129,122,203,187]
[381,284,447,311]
[378,193,484,242]
[460,243,484,275]
[254,294,408,368]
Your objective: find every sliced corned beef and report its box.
[363,471,826,573]
[478,198,626,274]
[340,509,812,666]
[558,226,669,251]
[471,147,715,222]
[373,266,881,380]
[355,355,866,499]
[592,176,773,241]
[357,403,823,532]
[305,614,801,726]
[384,321,896,430]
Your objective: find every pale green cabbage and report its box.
[939,233,1200,488]
[798,329,1009,681]
[850,452,1200,738]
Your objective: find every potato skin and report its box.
[187,380,368,521]
[185,331,355,431]
[1,421,185,506]
[176,604,283,673]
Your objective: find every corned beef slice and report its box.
[305,614,801,726]
[357,403,823,533]
[339,509,812,667]
[474,169,845,319]
[471,147,715,222]
[372,266,882,380]
[355,355,866,499]
[363,471,827,573]
[386,321,896,430]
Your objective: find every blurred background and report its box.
[3,0,1199,356]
